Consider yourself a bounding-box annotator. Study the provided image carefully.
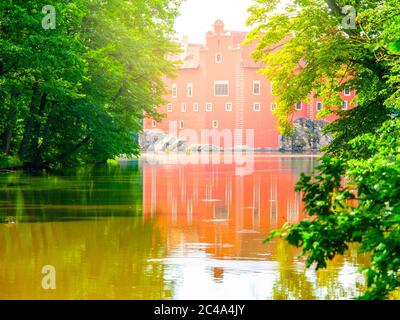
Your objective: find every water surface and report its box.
[0,154,367,299]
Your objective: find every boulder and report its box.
[279,118,332,152]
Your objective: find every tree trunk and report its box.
[34,100,55,164]
[324,0,344,16]
[30,92,48,164]
[2,87,20,154]
[19,82,40,161]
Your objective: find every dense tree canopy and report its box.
[246,0,400,299]
[0,0,181,169]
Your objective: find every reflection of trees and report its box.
[272,239,367,299]
[0,217,172,299]
[313,244,367,299]
[279,157,319,176]
[272,239,316,300]
[0,161,142,222]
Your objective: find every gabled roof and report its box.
[178,30,265,70]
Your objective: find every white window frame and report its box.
[253,80,261,95]
[212,120,219,129]
[253,102,261,112]
[178,120,184,129]
[316,102,323,111]
[214,81,229,97]
[193,102,199,112]
[151,120,157,128]
[181,103,187,112]
[271,103,277,111]
[342,101,348,110]
[172,84,177,98]
[215,53,223,64]
[167,103,173,112]
[225,102,233,112]
[344,87,351,96]
[187,83,193,97]
[295,102,302,110]
[206,103,213,112]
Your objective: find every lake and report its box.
[0,154,367,299]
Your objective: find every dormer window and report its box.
[215,53,223,64]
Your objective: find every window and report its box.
[225,102,233,112]
[187,83,193,97]
[254,102,261,112]
[181,103,187,112]
[215,53,223,63]
[253,80,261,95]
[295,102,302,110]
[167,103,173,112]
[214,81,229,96]
[342,101,348,110]
[271,103,277,111]
[172,84,177,98]
[212,120,219,129]
[206,103,213,112]
[178,120,184,129]
[193,103,199,112]
[344,87,351,96]
[151,120,157,128]
[316,102,323,111]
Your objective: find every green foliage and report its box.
[0,0,181,169]
[247,0,400,299]
[274,119,400,299]
[245,0,400,137]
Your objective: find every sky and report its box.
[174,0,254,44]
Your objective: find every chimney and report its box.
[214,20,224,34]
[181,35,189,60]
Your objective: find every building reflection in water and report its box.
[142,154,310,239]
[141,154,366,299]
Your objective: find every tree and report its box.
[0,0,181,169]
[246,0,400,299]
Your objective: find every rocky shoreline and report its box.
[139,117,332,153]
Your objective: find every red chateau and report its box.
[143,20,355,150]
